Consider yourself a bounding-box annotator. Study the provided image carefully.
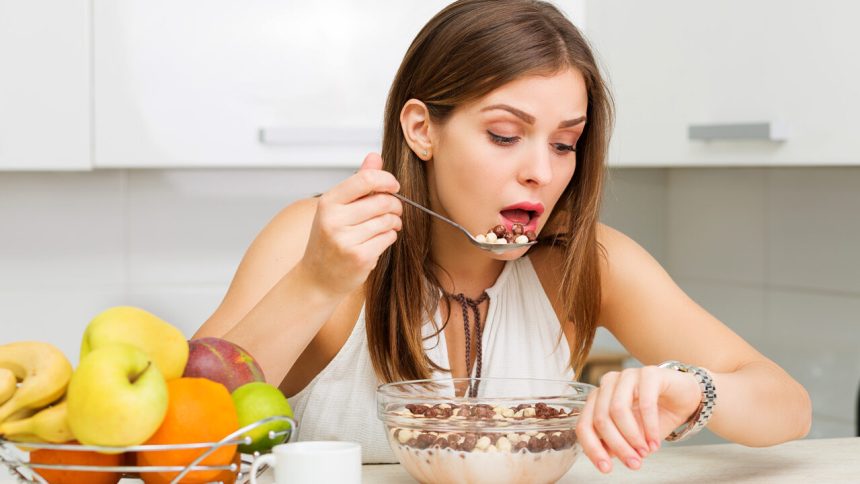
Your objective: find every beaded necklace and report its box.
[444,291,489,397]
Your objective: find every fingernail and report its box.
[626,457,641,470]
[649,440,660,452]
[598,460,611,473]
[637,447,649,458]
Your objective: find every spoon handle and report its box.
[390,193,471,236]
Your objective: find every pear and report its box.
[80,306,189,380]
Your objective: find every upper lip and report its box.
[499,201,545,217]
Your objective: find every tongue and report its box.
[500,209,531,225]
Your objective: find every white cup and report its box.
[249,441,362,484]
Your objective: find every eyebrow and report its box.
[480,104,586,128]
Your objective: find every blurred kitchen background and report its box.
[1,1,858,445]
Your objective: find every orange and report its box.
[136,378,239,484]
[29,443,123,484]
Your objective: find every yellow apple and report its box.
[80,306,188,380]
[67,344,168,446]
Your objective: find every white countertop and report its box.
[3,437,856,483]
[336,437,859,484]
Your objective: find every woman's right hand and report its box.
[298,152,403,297]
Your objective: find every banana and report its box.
[4,407,37,423]
[0,400,73,443]
[0,368,15,405]
[0,342,73,423]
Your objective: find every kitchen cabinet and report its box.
[585,0,860,166]
[93,1,586,169]
[0,0,91,170]
[93,1,456,168]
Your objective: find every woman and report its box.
[195,0,811,472]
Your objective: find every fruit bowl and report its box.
[0,416,295,484]
[377,377,594,484]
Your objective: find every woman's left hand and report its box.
[575,366,703,473]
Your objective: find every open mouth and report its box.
[500,208,536,227]
[499,202,544,233]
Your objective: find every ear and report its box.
[400,99,434,160]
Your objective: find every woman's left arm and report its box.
[576,225,811,473]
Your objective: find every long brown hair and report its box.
[366,0,613,383]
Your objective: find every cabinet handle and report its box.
[258,127,380,146]
[688,122,788,142]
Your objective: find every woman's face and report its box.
[427,68,588,260]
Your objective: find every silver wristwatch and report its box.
[658,360,717,441]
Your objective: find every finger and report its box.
[341,193,403,226]
[628,399,648,443]
[638,366,663,453]
[594,372,641,470]
[602,439,617,459]
[610,369,650,459]
[359,152,384,171]
[356,229,398,262]
[346,213,403,246]
[328,155,399,204]
[576,390,613,474]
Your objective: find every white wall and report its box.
[600,167,860,443]
[1,166,857,441]
[0,169,350,360]
[665,168,860,441]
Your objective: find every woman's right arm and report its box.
[193,154,402,386]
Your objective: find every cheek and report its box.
[554,162,576,194]
[542,163,576,217]
[440,137,497,186]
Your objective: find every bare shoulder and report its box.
[537,224,765,370]
[230,195,320,293]
[531,224,642,289]
[530,223,646,320]
[227,196,319,284]
[253,197,318,258]
[595,223,671,324]
[195,197,319,338]
[595,223,652,274]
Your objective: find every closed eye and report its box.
[488,130,519,145]
[553,143,576,153]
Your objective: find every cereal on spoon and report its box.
[474,224,537,245]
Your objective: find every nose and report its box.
[517,145,553,187]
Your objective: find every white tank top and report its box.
[287,256,574,463]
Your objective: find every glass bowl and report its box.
[377,377,594,484]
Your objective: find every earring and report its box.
[422,150,429,157]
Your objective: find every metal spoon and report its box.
[391,193,537,254]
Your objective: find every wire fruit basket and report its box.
[0,416,296,484]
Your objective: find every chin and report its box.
[487,247,531,262]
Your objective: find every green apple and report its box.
[81,306,189,380]
[231,382,294,454]
[67,344,168,447]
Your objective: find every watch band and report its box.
[658,360,717,442]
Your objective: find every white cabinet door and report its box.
[0,0,91,170]
[94,1,457,168]
[586,0,860,166]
